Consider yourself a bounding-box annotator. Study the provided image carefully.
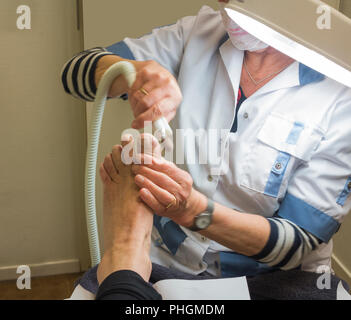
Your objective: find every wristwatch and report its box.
[188,198,215,232]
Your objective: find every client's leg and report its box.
[97,139,154,285]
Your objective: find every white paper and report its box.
[337,281,351,300]
[66,284,95,300]
[67,278,251,301]
[153,277,251,300]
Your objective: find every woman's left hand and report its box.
[131,154,207,227]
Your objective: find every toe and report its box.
[99,163,111,185]
[103,153,120,183]
[140,133,162,158]
[112,136,134,176]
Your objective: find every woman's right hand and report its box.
[96,56,182,130]
[128,60,182,129]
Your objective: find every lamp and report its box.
[223,0,351,87]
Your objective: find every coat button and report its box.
[275,163,282,170]
[348,182,351,190]
[243,112,249,119]
[208,175,213,182]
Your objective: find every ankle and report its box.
[98,246,151,284]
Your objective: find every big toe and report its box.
[140,133,162,158]
[111,135,134,176]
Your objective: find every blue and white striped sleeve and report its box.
[61,14,197,102]
[61,47,115,102]
[252,218,322,270]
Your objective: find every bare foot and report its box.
[97,138,155,284]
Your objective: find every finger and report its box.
[130,66,165,95]
[132,84,170,120]
[129,87,151,118]
[132,102,163,129]
[103,153,119,183]
[130,81,161,118]
[132,98,175,129]
[133,154,188,186]
[132,165,182,199]
[139,188,167,215]
[141,85,167,108]
[129,70,146,99]
[129,73,160,116]
[163,107,177,123]
[135,174,177,208]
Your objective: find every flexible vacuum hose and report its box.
[85,61,172,266]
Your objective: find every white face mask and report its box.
[220,7,269,52]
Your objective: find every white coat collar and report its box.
[219,39,325,99]
[219,39,244,105]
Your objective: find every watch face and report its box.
[196,215,211,230]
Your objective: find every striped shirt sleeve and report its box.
[61,47,115,102]
[252,218,322,271]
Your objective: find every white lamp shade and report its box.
[224,0,351,87]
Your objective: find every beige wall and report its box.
[322,0,341,9]
[0,0,89,279]
[82,0,216,48]
[323,0,351,17]
[333,216,351,282]
[340,0,351,17]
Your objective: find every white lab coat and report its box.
[106,6,351,276]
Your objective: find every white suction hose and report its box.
[85,61,172,266]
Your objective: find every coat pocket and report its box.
[240,112,324,198]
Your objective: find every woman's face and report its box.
[219,3,269,52]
